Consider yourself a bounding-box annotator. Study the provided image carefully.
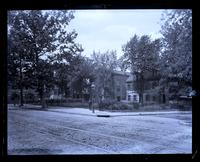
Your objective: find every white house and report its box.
[125,74,139,103]
[126,90,139,103]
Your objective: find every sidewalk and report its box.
[46,107,191,117]
[8,104,191,117]
[8,104,45,110]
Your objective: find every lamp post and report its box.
[91,83,95,113]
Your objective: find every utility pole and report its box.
[19,52,24,107]
[91,83,95,113]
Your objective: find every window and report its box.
[146,94,150,101]
[128,95,131,101]
[117,96,121,101]
[144,84,149,90]
[133,95,137,101]
[153,96,156,101]
[127,84,131,89]
[117,86,120,92]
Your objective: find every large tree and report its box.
[8,11,37,106]
[160,9,192,99]
[8,10,83,107]
[70,56,95,100]
[122,34,161,104]
[91,50,118,103]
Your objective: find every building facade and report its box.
[7,70,168,105]
[140,70,166,105]
[111,71,130,101]
[126,74,140,103]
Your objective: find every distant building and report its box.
[111,71,130,101]
[6,69,166,105]
[126,74,139,103]
[140,70,166,105]
[125,70,167,105]
[49,70,138,103]
[49,85,63,100]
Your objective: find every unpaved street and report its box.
[8,106,192,155]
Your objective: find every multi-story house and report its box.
[140,70,166,105]
[111,71,130,101]
[125,70,167,105]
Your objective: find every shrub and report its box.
[99,100,135,111]
[108,103,119,110]
[62,102,89,108]
[98,99,116,110]
[133,103,139,109]
[46,99,66,105]
[66,98,83,103]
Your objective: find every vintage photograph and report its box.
[7,9,192,155]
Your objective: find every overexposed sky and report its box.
[69,10,165,58]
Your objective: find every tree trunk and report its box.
[139,93,143,105]
[41,93,47,108]
[140,73,144,106]
[19,53,24,106]
[20,86,24,106]
[40,85,47,108]
[41,95,47,108]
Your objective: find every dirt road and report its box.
[7,106,192,155]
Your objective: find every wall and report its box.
[112,72,129,101]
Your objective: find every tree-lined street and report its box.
[7,10,193,155]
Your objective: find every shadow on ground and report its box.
[8,148,62,155]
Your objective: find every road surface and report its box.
[7,105,192,155]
